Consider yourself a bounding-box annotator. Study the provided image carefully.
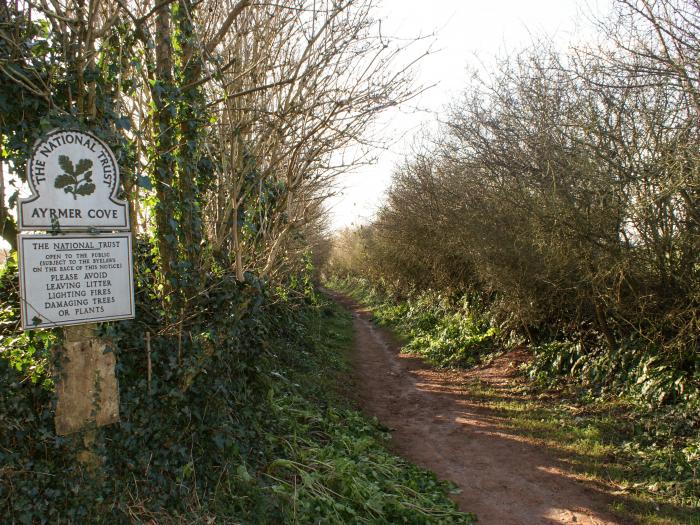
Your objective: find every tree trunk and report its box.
[175,0,204,298]
[152,0,180,303]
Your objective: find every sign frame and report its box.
[18,232,135,330]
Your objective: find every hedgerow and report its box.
[0,247,473,524]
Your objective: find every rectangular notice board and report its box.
[18,233,135,330]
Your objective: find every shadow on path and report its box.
[330,291,628,525]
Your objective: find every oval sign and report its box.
[18,129,130,231]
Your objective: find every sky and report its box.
[326,0,613,231]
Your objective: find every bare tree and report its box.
[204,0,423,281]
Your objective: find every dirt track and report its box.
[333,293,623,525]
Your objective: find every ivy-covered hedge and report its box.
[0,244,473,524]
[1,241,275,522]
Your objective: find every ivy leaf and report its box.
[39,116,53,132]
[54,174,74,189]
[75,182,96,196]
[137,175,153,190]
[74,158,93,175]
[236,464,253,482]
[58,155,74,176]
[115,116,131,131]
[8,189,18,207]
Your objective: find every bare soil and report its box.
[333,293,624,525]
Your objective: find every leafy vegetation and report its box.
[0,255,472,523]
[261,300,472,524]
[329,276,498,369]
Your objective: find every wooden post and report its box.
[55,323,120,469]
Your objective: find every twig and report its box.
[145,331,152,394]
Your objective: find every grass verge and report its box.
[464,380,700,525]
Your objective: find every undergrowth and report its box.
[527,339,700,410]
[260,300,473,523]
[327,276,498,369]
[0,253,472,524]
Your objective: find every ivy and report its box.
[0,244,473,523]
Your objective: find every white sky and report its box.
[327,0,613,231]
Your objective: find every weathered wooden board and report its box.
[54,325,119,436]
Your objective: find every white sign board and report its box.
[18,233,135,330]
[18,129,129,231]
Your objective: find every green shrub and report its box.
[527,338,700,409]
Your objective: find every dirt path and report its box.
[333,293,623,525]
